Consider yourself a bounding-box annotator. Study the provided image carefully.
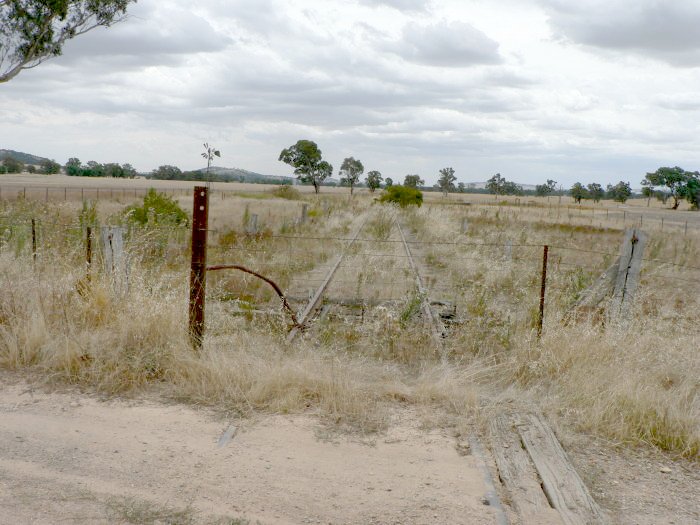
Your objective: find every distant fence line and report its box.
[1,183,698,235]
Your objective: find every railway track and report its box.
[286,209,448,346]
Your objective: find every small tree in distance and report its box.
[437,167,456,196]
[535,179,557,197]
[279,139,332,194]
[339,157,364,195]
[403,174,424,188]
[365,170,383,193]
[607,181,632,203]
[587,183,604,203]
[384,177,393,188]
[570,182,588,204]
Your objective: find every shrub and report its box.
[270,185,302,200]
[378,185,423,208]
[124,189,188,226]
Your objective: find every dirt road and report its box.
[0,377,497,524]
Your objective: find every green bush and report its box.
[270,185,302,200]
[124,189,188,226]
[378,185,423,208]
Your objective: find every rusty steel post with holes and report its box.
[537,245,549,339]
[189,186,209,348]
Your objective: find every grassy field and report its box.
[0,175,698,460]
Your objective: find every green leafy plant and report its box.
[124,189,188,226]
[379,185,423,208]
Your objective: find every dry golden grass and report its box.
[0,188,698,458]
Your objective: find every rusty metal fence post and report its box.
[189,186,209,348]
[85,226,93,283]
[31,218,37,266]
[537,245,549,339]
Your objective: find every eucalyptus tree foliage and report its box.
[339,156,364,194]
[0,0,135,83]
[365,170,383,193]
[278,139,332,194]
[437,166,456,196]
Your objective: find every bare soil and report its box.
[0,373,497,525]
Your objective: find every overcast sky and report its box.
[3,0,700,186]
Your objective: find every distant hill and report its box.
[0,149,51,165]
[201,166,294,184]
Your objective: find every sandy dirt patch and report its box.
[0,377,496,524]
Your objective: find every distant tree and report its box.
[379,185,423,208]
[151,165,182,180]
[103,162,123,178]
[535,179,557,197]
[457,182,466,193]
[278,139,332,194]
[570,182,588,204]
[84,160,104,177]
[586,183,604,203]
[365,170,382,193]
[384,177,393,188]
[437,167,456,196]
[339,156,364,195]
[26,164,36,173]
[686,177,700,209]
[607,181,632,203]
[0,0,136,83]
[65,157,81,176]
[40,159,61,174]
[0,165,6,174]
[2,156,23,173]
[642,166,699,210]
[121,163,137,178]
[486,173,523,196]
[403,174,424,188]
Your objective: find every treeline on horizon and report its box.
[1,152,698,208]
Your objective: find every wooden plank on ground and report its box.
[489,415,563,525]
[517,414,608,525]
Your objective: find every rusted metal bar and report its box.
[189,186,209,348]
[286,217,367,342]
[207,264,300,328]
[31,218,37,265]
[85,226,93,283]
[537,244,549,338]
[397,220,445,349]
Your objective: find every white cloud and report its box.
[541,0,700,66]
[384,20,502,67]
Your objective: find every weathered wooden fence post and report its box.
[301,203,308,224]
[537,245,549,339]
[189,186,209,348]
[101,226,128,293]
[610,228,647,322]
[461,217,468,234]
[246,213,258,235]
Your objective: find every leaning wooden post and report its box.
[537,245,549,339]
[301,203,308,224]
[189,186,209,348]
